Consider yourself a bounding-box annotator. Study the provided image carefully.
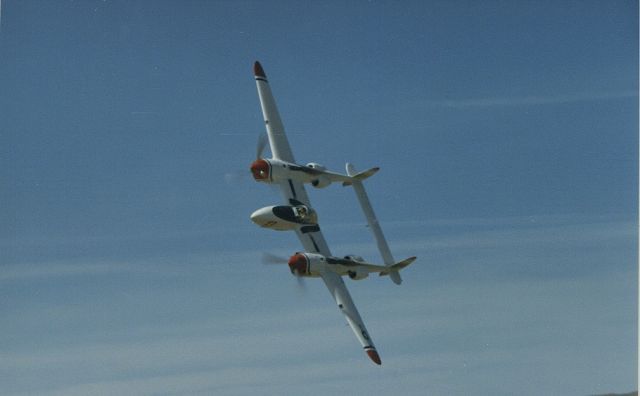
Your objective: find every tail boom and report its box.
[345,163,405,285]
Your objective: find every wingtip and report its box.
[366,349,382,365]
[253,61,266,78]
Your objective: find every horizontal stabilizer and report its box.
[342,167,379,186]
[379,256,417,277]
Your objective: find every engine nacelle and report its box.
[288,252,375,280]
[311,174,331,188]
[251,159,333,188]
[288,252,326,277]
[305,163,330,188]
[348,267,369,280]
[250,158,287,182]
[250,159,270,181]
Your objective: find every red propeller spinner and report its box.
[287,253,308,276]
[250,159,270,181]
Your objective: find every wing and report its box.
[254,61,328,253]
[320,270,381,364]
[253,61,382,365]
[253,61,296,162]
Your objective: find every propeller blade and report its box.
[261,252,288,265]
[256,133,268,160]
[224,170,248,184]
[227,133,269,184]
[293,269,307,291]
[262,252,307,292]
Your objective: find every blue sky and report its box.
[1,1,637,395]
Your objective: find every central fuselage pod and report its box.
[250,204,318,231]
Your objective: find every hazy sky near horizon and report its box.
[1,1,637,395]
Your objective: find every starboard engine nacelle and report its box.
[287,252,381,280]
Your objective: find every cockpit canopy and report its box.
[292,205,318,224]
[272,204,318,225]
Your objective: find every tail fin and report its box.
[379,256,417,277]
[342,167,380,186]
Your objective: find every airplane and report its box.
[249,61,416,365]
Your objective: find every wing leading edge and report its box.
[253,61,296,163]
[253,61,382,365]
[320,271,382,364]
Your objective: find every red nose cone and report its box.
[366,349,382,365]
[253,61,266,78]
[250,159,270,181]
[288,253,308,276]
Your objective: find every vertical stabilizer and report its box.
[346,163,402,285]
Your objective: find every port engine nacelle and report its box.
[287,252,376,280]
[288,252,326,277]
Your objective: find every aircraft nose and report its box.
[250,207,271,225]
